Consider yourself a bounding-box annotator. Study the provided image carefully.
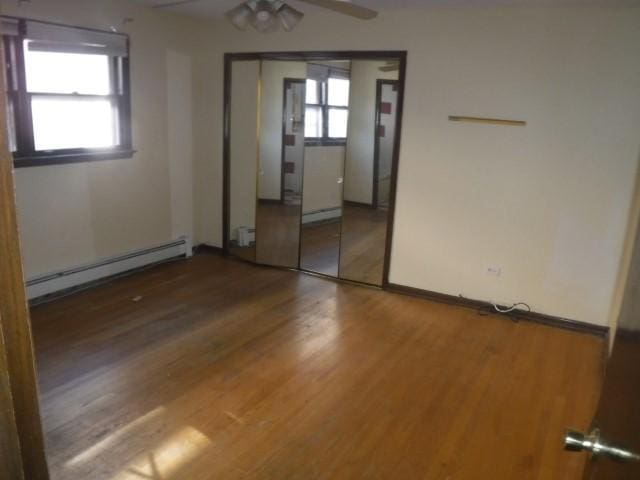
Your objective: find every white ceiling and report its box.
[134,0,640,18]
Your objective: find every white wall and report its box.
[2,0,206,278]
[193,5,640,326]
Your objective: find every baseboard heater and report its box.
[302,207,342,225]
[26,236,193,300]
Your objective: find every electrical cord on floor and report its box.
[492,301,531,314]
[458,294,531,323]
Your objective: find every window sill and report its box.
[13,149,136,168]
[305,139,346,147]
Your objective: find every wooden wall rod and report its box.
[448,116,526,127]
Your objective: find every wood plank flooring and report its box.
[30,254,604,480]
[338,204,388,285]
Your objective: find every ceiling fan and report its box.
[153,0,378,33]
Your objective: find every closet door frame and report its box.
[222,51,407,288]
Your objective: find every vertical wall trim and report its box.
[0,35,50,479]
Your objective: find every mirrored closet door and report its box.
[227,59,260,263]
[255,60,307,268]
[339,62,400,285]
[224,53,405,287]
[299,61,351,277]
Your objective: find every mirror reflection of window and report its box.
[305,107,323,138]
[328,109,348,138]
[305,71,350,144]
[327,77,349,106]
[305,78,319,104]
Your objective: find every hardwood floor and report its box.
[300,219,341,276]
[31,254,604,480]
[256,201,301,268]
[339,204,388,285]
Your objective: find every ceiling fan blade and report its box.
[295,0,378,20]
[153,0,204,8]
[379,65,399,72]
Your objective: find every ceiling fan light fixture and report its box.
[278,4,304,32]
[250,0,279,33]
[225,3,253,30]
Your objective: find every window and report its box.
[2,17,133,167]
[305,74,349,145]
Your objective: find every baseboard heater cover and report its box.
[302,207,342,224]
[26,236,193,300]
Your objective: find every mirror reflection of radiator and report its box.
[236,227,255,247]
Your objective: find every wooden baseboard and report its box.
[343,200,376,209]
[193,244,225,256]
[386,283,609,337]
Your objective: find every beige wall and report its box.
[193,6,640,327]
[228,60,259,238]
[2,0,206,278]
[6,2,640,329]
[302,146,344,214]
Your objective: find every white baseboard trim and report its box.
[302,207,342,224]
[26,236,193,300]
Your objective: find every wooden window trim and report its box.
[2,18,134,168]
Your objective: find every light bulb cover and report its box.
[278,4,304,32]
[251,0,279,33]
[225,4,253,30]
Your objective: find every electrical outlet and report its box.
[486,266,502,277]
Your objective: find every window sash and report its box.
[24,48,113,95]
[30,94,119,151]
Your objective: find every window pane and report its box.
[32,97,117,150]
[328,78,349,107]
[305,106,323,138]
[24,48,111,95]
[328,108,348,138]
[305,79,318,104]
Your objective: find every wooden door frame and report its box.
[372,79,400,210]
[223,51,407,288]
[0,38,50,479]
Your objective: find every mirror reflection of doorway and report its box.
[255,62,306,268]
[282,79,305,206]
[374,80,399,209]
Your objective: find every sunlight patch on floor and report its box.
[110,426,212,480]
[65,407,166,468]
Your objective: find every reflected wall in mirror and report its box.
[299,61,351,277]
[228,60,259,262]
[339,60,400,285]
[255,61,307,268]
